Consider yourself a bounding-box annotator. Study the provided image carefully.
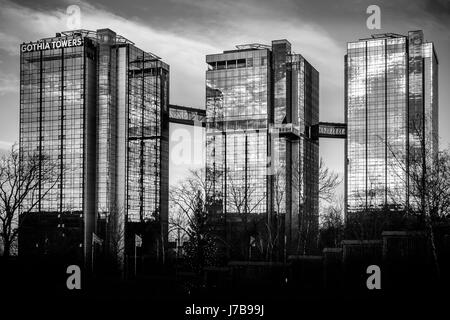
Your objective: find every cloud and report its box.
[424,0,450,24]
[0,0,344,108]
[0,73,19,96]
[0,0,222,107]
[0,31,22,56]
[0,1,67,55]
[161,0,344,116]
[0,140,13,150]
[169,124,205,185]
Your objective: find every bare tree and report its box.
[319,196,345,248]
[98,205,126,276]
[383,120,450,279]
[319,158,342,203]
[169,168,220,274]
[292,157,342,255]
[265,167,285,261]
[226,170,265,260]
[345,182,401,241]
[168,208,190,259]
[0,144,60,257]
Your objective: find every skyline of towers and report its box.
[14,27,440,265]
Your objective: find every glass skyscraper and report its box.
[345,31,438,216]
[206,40,319,259]
[19,29,169,266]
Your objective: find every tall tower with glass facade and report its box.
[19,29,169,267]
[345,31,438,217]
[205,40,319,259]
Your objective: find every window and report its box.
[217,61,226,70]
[261,57,267,66]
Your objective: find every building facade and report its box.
[205,40,319,259]
[19,29,169,267]
[345,31,438,217]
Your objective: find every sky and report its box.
[0,0,449,192]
